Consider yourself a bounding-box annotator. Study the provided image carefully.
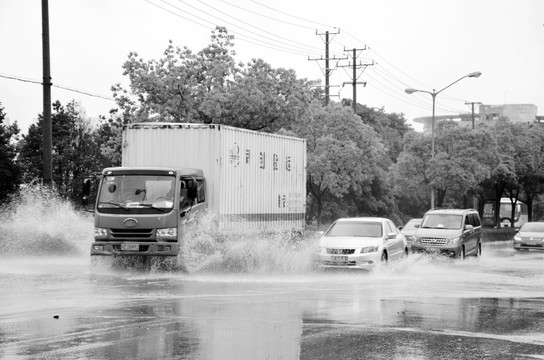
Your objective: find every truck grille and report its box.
[110,228,154,240]
[419,237,447,246]
[326,248,355,255]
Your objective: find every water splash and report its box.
[180,212,320,274]
[0,185,93,257]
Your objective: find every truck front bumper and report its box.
[90,242,179,256]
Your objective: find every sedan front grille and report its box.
[326,248,355,255]
[520,237,544,241]
[419,237,447,246]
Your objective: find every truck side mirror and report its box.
[82,178,91,206]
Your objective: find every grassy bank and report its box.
[483,228,516,242]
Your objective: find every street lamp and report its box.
[405,71,481,209]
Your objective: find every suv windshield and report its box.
[326,222,382,237]
[97,174,175,214]
[421,214,462,230]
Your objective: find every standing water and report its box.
[0,186,320,274]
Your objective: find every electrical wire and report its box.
[194,0,324,54]
[0,73,114,101]
[146,0,318,57]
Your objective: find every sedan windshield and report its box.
[520,222,544,232]
[326,222,382,238]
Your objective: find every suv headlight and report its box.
[156,227,177,240]
[412,236,421,244]
[360,246,378,253]
[94,227,108,239]
[445,237,461,245]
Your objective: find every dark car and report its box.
[399,218,422,245]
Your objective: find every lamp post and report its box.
[405,71,481,209]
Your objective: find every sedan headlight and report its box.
[360,246,379,253]
[445,237,461,245]
[94,227,108,239]
[156,227,177,240]
[514,234,521,241]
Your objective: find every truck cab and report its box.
[84,167,205,258]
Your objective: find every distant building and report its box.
[413,104,539,133]
[480,104,537,125]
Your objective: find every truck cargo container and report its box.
[83,123,306,262]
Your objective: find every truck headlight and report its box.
[156,227,177,240]
[360,246,378,253]
[94,227,108,239]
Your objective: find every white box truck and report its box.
[83,123,306,260]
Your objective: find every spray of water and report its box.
[0,185,93,257]
[180,212,320,274]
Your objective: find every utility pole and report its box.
[337,47,374,112]
[42,0,52,187]
[465,101,483,129]
[309,30,346,106]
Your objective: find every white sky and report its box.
[1,0,543,134]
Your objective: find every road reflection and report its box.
[2,242,544,359]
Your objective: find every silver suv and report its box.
[411,209,482,258]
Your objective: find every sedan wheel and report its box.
[476,243,482,257]
[381,251,388,263]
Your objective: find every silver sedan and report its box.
[514,221,544,251]
[317,217,409,270]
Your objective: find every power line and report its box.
[173,0,323,55]
[195,0,324,54]
[0,73,114,101]
[145,0,318,57]
[247,0,334,30]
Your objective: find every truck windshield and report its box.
[97,175,175,214]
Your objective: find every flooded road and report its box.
[1,242,544,360]
[1,190,543,359]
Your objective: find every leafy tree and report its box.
[289,101,388,225]
[94,113,125,168]
[430,123,495,207]
[390,121,498,218]
[501,123,544,222]
[0,103,22,201]
[18,101,102,200]
[111,26,311,133]
[355,105,412,163]
[389,131,433,217]
[200,59,311,132]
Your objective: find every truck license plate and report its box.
[121,243,139,251]
[331,256,348,262]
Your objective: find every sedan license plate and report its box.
[331,256,348,262]
[425,247,440,253]
[121,243,139,251]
